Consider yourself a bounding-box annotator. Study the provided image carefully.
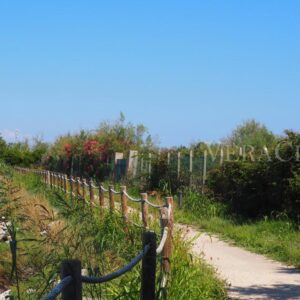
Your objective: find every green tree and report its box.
[224,119,276,149]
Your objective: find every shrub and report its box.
[208,130,300,221]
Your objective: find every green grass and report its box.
[175,190,300,268]
[1,168,228,299]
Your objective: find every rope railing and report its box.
[42,233,156,300]
[14,167,174,300]
[109,187,121,195]
[100,185,109,192]
[156,227,169,255]
[44,276,73,300]
[123,191,143,202]
[144,198,165,209]
[82,244,150,284]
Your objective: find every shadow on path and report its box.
[230,284,300,300]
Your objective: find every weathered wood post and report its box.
[177,151,181,179]
[47,171,50,187]
[54,173,57,190]
[141,231,156,300]
[220,147,224,165]
[76,177,81,199]
[160,197,174,276]
[56,173,59,190]
[50,172,53,189]
[120,186,128,224]
[61,259,82,300]
[148,153,152,175]
[109,185,115,211]
[89,179,94,209]
[63,174,67,194]
[69,176,73,201]
[61,174,64,190]
[141,193,149,228]
[189,149,193,188]
[202,150,207,193]
[58,173,63,190]
[52,173,55,189]
[99,182,105,208]
[53,173,56,189]
[178,190,183,208]
[82,179,86,203]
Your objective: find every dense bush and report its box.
[0,137,48,167]
[43,113,155,180]
[208,130,300,220]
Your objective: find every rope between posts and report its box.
[83,181,89,187]
[123,191,142,202]
[110,188,121,195]
[44,276,73,300]
[82,244,150,284]
[144,198,165,209]
[156,227,169,255]
[100,186,109,192]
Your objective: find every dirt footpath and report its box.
[178,224,300,300]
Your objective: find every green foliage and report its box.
[223,119,276,149]
[175,190,300,268]
[43,113,155,179]
[0,168,227,299]
[169,234,227,300]
[209,130,300,220]
[0,137,48,167]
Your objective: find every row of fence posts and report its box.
[15,167,174,300]
[139,150,210,185]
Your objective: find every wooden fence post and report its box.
[148,153,152,175]
[160,197,174,276]
[99,182,105,208]
[53,172,57,190]
[47,171,50,187]
[55,173,58,190]
[69,176,73,201]
[50,172,53,189]
[82,179,86,203]
[202,150,207,191]
[220,147,224,165]
[141,193,149,228]
[63,174,67,194]
[108,185,115,211]
[177,152,181,179]
[61,259,82,300]
[120,186,128,224]
[54,173,57,190]
[178,191,183,208]
[61,174,64,190]
[189,149,193,187]
[76,177,81,199]
[109,185,115,211]
[52,173,55,189]
[89,179,94,209]
[141,231,156,300]
[58,174,61,190]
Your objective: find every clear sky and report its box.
[0,1,299,146]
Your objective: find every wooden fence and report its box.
[15,168,174,300]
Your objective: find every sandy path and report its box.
[178,224,300,300]
[104,199,300,299]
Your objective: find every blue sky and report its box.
[0,1,299,146]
